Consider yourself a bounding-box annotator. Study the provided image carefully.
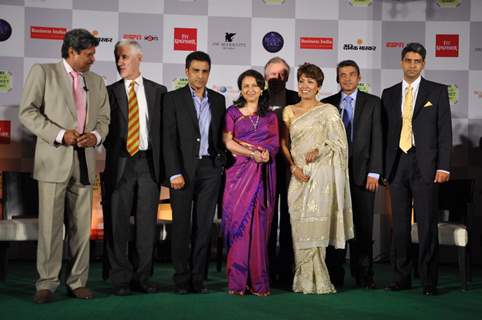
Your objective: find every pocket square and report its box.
[424,101,433,107]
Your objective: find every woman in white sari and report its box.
[280,63,354,294]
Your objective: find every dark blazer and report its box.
[162,85,226,185]
[263,88,300,125]
[381,77,452,183]
[322,90,383,187]
[104,78,167,189]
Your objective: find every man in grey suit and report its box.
[19,29,110,304]
[103,40,166,296]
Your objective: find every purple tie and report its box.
[70,70,86,133]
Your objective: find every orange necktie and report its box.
[126,81,140,156]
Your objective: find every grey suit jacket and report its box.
[19,61,110,183]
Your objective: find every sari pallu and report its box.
[222,106,279,294]
[285,103,354,294]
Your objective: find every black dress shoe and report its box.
[422,286,437,296]
[362,278,376,289]
[114,287,131,296]
[131,281,159,294]
[192,286,209,294]
[175,287,190,295]
[385,283,411,291]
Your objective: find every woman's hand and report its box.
[251,150,264,163]
[261,149,270,163]
[291,165,310,182]
[305,148,319,164]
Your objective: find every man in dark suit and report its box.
[103,40,166,296]
[264,57,300,287]
[382,43,452,296]
[163,51,226,294]
[322,60,382,289]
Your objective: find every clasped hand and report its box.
[63,130,97,148]
[252,149,269,163]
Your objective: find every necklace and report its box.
[248,114,260,130]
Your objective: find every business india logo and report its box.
[0,19,12,42]
[262,31,284,53]
[171,77,189,90]
[300,37,333,50]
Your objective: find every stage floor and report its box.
[1,261,481,320]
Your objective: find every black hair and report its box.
[233,69,269,117]
[61,28,99,58]
[401,42,426,61]
[297,63,324,87]
[336,59,360,83]
[185,51,211,70]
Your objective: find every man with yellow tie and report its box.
[103,40,166,296]
[382,43,452,296]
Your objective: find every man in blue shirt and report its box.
[163,51,226,294]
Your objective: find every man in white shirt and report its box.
[382,42,452,296]
[103,40,166,296]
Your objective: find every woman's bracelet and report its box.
[290,165,297,173]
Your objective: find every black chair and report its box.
[0,171,39,280]
[411,179,474,290]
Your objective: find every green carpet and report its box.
[0,262,481,320]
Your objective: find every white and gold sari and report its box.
[283,103,354,294]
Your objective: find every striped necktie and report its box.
[127,81,140,156]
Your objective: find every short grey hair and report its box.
[114,39,142,55]
[264,56,290,76]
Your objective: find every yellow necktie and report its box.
[399,85,413,153]
[127,81,140,156]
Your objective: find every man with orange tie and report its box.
[103,40,166,296]
[19,29,110,304]
[382,43,452,296]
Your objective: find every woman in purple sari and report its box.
[222,69,279,296]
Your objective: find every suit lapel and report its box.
[413,77,428,119]
[353,91,364,139]
[392,82,403,131]
[183,85,200,134]
[83,72,94,128]
[333,92,342,111]
[113,79,129,121]
[144,79,156,132]
[56,62,77,119]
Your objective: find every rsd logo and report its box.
[262,31,284,53]
[0,19,13,42]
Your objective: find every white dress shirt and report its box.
[124,76,149,151]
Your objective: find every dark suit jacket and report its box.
[381,77,452,183]
[103,78,167,189]
[263,88,300,125]
[162,85,226,186]
[322,90,383,187]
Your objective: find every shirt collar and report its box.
[124,75,143,88]
[403,76,421,92]
[341,89,358,102]
[189,85,208,99]
[63,59,83,76]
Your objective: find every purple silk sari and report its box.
[222,106,279,294]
